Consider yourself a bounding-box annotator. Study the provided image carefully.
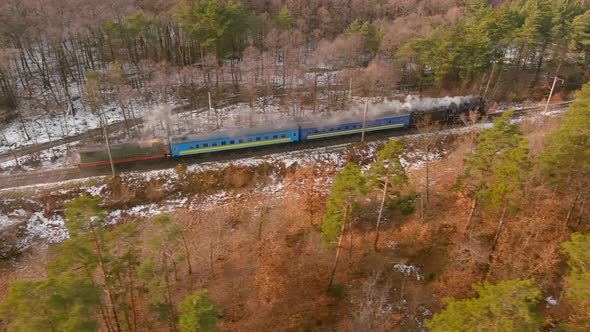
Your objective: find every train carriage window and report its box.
[280,134,286,138]
[293,133,297,136]
[174,147,178,151]
[190,145,194,149]
[344,126,349,130]
[273,135,278,139]
[256,137,261,142]
[212,142,218,147]
[203,143,209,148]
[264,136,269,140]
[230,140,235,144]
[322,128,326,133]
[352,125,357,129]
[221,141,226,146]
[314,130,319,134]
[329,128,334,132]
[337,127,341,131]
[387,120,392,124]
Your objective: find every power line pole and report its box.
[100,110,116,177]
[361,97,369,143]
[544,75,564,113]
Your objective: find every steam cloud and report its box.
[306,95,481,126]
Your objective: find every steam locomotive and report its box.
[78,96,485,168]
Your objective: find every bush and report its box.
[399,193,417,215]
[327,283,345,299]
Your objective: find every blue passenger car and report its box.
[300,113,410,140]
[169,126,300,157]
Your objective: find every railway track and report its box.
[0,167,86,190]
[0,101,572,191]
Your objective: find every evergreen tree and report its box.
[274,6,294,31]
[459,111,530,210]
[540,82,590,224]
[517,0,554,70]
[53,195,141,332]
[367,140,407,250]
[571,11,590,73]
[425,279,542,332]
[562,233,590,330]
[0,196,143,332]
[178,290,219,332]
[321,162,365,287]
[321,162,365,245]
[458,111,530,263]
[0,274,100,332]
[139,213,188,331]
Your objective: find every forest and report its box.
[0,0,589,125]
[0,0,589,331]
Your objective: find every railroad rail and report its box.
[0,101,572,190]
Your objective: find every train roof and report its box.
[170,124,300,144]
[79,138,163,153]
[297,110,410,128]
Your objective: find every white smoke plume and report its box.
[142,105,172,138]
[305,95,481,126]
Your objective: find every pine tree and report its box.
[139,213,188,331]
[570,9,590,69]
[274,6,294,31]
[321,162,365,245]
[54,195,141,332]
[321,162,365,287]
[459,111,530,209]
[425,279,542,332]
[178,290,219,332]
[458,111,530,266]
[562,233,590,330]
[0,274,100,332]
[540,82,590,227]
[367,140,407,250]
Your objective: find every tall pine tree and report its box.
[321,162,365,287]
[425,279,542,331]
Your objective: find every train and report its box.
[78,96,485,168]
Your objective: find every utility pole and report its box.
[361,97,369,143]
[544,75,564,113]
[482,62,496,100]
[348,77,352,100]
[63,104,71,167]
[100,110,115,177]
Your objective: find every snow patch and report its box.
[393,263,423,281]
[545,296,558,308]
[26,212,68,243]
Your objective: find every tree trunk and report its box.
[490,205,507,253]
[90,228,122,332]
[374,177,389,251]
[162,254,177,332]
[464,197,478,236]
[180,233,193,275]
[425,145,430,203]
[563,191,582,235]
[486,205,507,278]
[348,207,353,264]
[328,206,348,288]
